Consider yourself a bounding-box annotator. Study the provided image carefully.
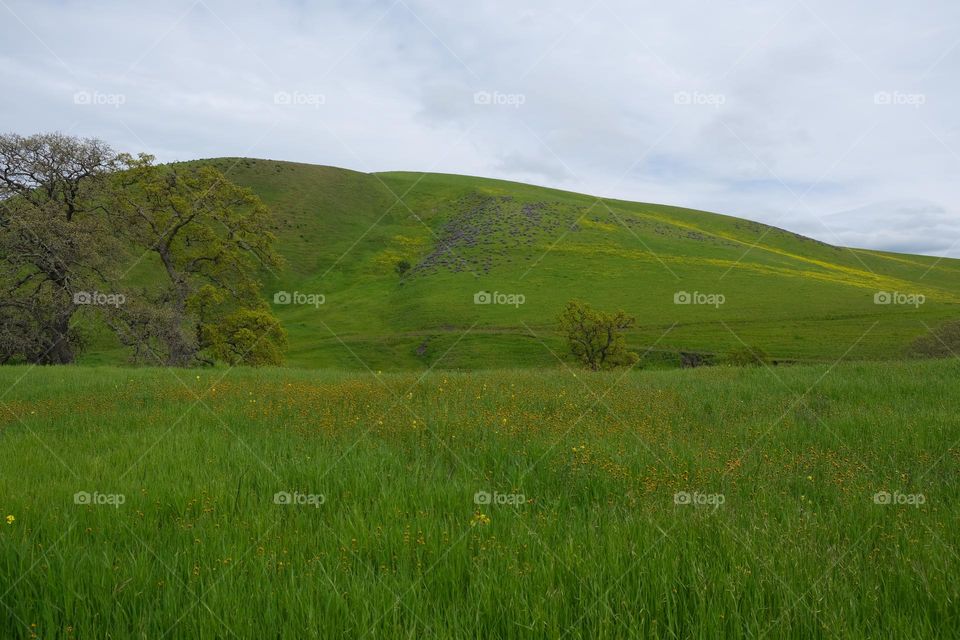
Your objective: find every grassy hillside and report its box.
[1,361,957,637]
[94,158,960,369]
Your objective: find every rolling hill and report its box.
[94,158,960,370]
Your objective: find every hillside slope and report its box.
[107,158,960,369]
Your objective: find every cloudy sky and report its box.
[2,0,959,256]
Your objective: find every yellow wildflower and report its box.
[470,512,491,527]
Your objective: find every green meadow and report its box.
[5,160,960,638]
[76,158,960,371]
[2,2,957,638]
[1,360,957,638]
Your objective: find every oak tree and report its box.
[110,157,286,366]
[0,133,124,363]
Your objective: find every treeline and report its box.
[0,132,285,366]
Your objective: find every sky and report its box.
[2,0,959,256]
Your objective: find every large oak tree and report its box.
[110,156,286,366]
[0,133,287,367]
[0,133,124,364]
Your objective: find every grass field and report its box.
[2,360,958,638]
[75,158,960,370]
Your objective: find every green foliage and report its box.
[0,132,123,364]
[0,137,288,368]
[559,299,639,370]
[201,307,286,366]
[394,259,411,277]
[110,157,285,366]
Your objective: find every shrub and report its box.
[725,345,769,367]
[558,300,639,370]
[908,320,960,358]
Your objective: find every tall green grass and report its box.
[1,361,957,638]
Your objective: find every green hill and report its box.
[95,158,960,369]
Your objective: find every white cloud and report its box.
[1,0,958,255]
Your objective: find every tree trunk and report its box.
[29,292,76,365]
[159,248,196,367]
[46,313,74,364]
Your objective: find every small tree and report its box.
[395,259,411,277]
[559,300,639,370]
